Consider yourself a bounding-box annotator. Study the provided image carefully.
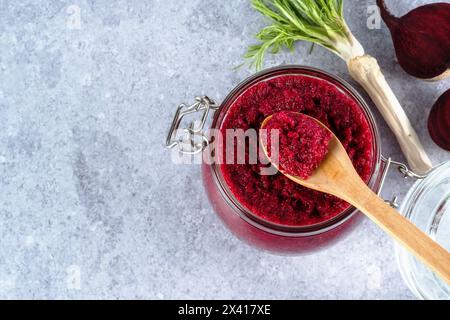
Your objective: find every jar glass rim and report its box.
[396,161,450,299]
[208,65,382,236]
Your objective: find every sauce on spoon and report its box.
[263,111,332,179]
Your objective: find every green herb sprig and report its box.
[246,0,364,70]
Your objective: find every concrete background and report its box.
[0,0,448,299]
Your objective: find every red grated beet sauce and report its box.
[220,75,374,227]
[264,111,333,180]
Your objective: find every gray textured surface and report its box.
[0,0,448,299]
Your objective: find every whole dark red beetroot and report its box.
[377,0,450,80]
[428,89,450,151]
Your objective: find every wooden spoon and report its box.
[261,113,450,285]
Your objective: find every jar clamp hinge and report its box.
[379,156,429,208]
[166,96,219,155]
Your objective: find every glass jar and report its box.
[198,66,386,254]
[395,161,450,300]
[166,65,449,295]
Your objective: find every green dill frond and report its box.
[245,0,363,70]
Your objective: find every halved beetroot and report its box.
[428,89,450,151]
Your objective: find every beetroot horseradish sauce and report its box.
[220,75,374,226]
[264,111,333,179]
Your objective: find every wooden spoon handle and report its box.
[348,55,433,175]
[355,191,450,285]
